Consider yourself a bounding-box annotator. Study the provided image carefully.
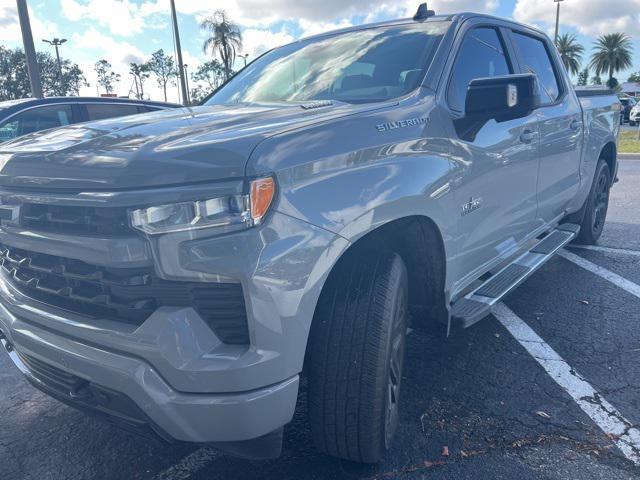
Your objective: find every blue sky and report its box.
[1,0,639,102]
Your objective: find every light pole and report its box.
[170,0,189,106]
[240,54,249,67]
[183,64,191,105]
[42,38,67,81]
[16,0,43,98]
[554,0,565,46]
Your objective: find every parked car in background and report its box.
[0,97,180,142]
[629,102,640,126]
[617,95,636,125]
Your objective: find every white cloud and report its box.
[171,0,498,31]
[241,28,295,57]
[60,0,167,37]
[514,0,640,37]
[234,0,496,24]
[0,0,60,44]
[298,19,353,38]
[71,28,156,99]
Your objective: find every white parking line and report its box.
[155,249,640,478]
[569,244,640,258]
[558,249,640,300]
[493,303,640,465]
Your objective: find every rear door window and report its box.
[137,105,164,113]
[511,31,562,105]
[448,28,513,112]
[0,104,74,140]
[86,103,141,121]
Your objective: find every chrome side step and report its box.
[450,223,580,328]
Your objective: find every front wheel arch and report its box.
[305,215,448,372]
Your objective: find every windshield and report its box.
[206,22,449,106]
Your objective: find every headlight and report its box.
[130,177,275,235]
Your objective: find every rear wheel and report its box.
[307,250,408,463]
[575,159,612,245]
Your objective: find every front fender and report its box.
[249,95,459,247]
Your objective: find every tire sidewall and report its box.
[581,160,611,244]
[381,263,408,451]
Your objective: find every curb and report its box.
[619,153,640,160]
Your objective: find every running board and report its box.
[450,223,580,328]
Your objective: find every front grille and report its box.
[20,204,131,237]
[0,244,249,344]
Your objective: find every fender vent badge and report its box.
[461,197,483,216]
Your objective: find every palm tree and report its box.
[590,33,633,89]
[200,10,243,81]
[556,33,584,77]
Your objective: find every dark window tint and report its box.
[448,28,512,112]
[86,103,140,121]
[0,104,74,141]
[512,32,561,104]
[137,106,163,113]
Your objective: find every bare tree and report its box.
[130,62,151,99]
[149,50,177,102]
[94,59,121,95]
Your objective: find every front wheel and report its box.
[574,159,612,245]
[307,250,408,463]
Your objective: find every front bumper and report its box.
[0,204,349,446]
[0,305,299,445]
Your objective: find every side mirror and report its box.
[465,73,539,122]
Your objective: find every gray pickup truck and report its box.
[0,4,620,463]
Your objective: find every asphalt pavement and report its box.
[1,161,640,480]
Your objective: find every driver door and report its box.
[445,25,540,286]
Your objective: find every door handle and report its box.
[520,130,536,144]
[569,120,581,131]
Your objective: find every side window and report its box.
[86,104,140,121]
[0,104,74,140]
[137,106,163,113]
[448,27,512,112]
[511,32,562,104]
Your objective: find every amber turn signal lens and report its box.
[250,177,275,224]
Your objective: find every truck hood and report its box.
[0,102,383,191]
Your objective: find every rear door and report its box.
[509,29,583,223]
[444,23,541,283]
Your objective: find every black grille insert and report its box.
[0,244,249,344]
[20,204,132,237]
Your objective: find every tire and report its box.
[307,250,408,463]
[574,159,612,245]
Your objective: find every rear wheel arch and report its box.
[600,141,617,185]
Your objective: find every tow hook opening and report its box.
[0,330,14,353]
[69,380,94,401]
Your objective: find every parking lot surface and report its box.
[1,160,639,480]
